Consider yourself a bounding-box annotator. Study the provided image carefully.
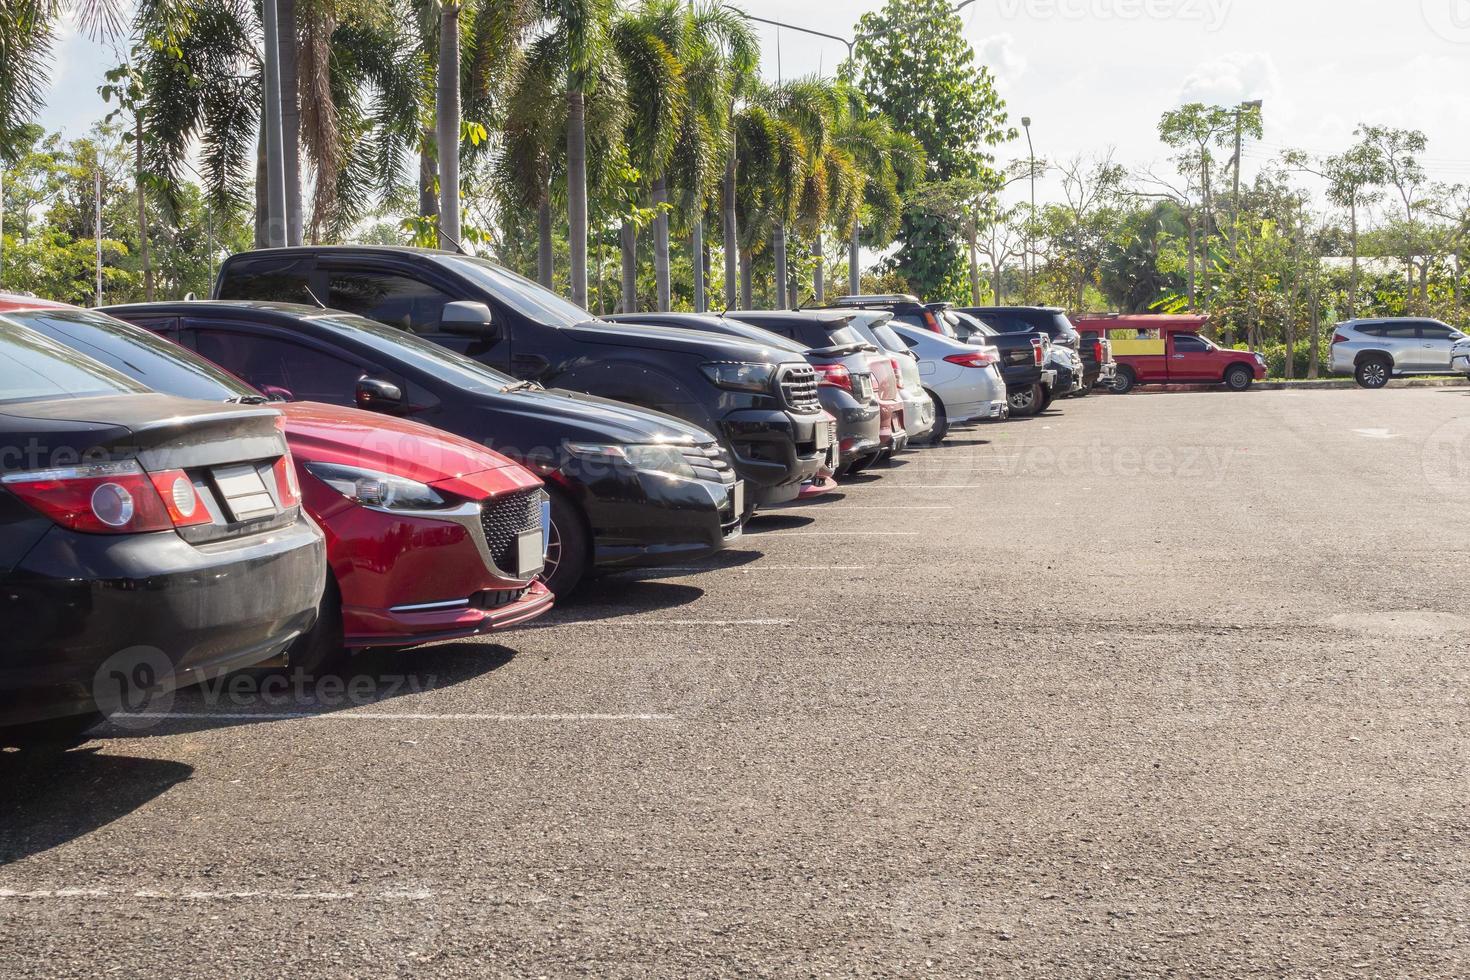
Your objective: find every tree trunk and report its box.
[968,216,981,306]
[1347,202,1359,319]
[537,194,553,288]
[418,131,438,222]
[620,219,638,313]
[812,234,824,306]
[1187,220,1198,310]
[722,110,739,310]
[849,221,861,297]
[254,116,269,248]
[652,177,671,311]
[991,259,1003,305]
[691,218,705,312]
[135,113,153,301]
[567,89,589,308]
[773,222,789,310]
[436,3,461,249]
[278,0,303,246]
[739,250,753,310]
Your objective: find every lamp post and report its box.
[1022,115,1035,297]
[1231,99,1263,256]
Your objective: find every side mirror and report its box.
[355,377,406,413]
[259,384,294,403]
[441,300,499,338]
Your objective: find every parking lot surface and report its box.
[3,387,1467,978]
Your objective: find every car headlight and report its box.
[701,361,778,394]
[565,443,699,481]
[304,461,448,511]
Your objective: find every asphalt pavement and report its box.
[2,386,1468,978]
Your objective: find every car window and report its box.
[327,271,454,334]
[304,313,517,394]
[9,309,256,403]
[1382,324,1419,338]
[870,323,909,352]
[1420,323,1454,340]
[0,321,152,405]
[187,330,369,406]
[218,256,316,304]
[1173,334,1210,353]
[433,255,591,328]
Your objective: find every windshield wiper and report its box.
[225,394,270,405]
[500,379,543,393]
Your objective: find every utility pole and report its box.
[1231,99,1263,256]
[1022,116,1035,298]
[259,0,288,248]
[437,2,462,250]
[94,168,103,306]
[689,0,707,313]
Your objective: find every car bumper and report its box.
[819,389,883,467]
[582,470,744,570]
[900,393,935,443]
[721,409,826,506]
[0,517,326,728]
[343,581,554,648]
[1453,354,1470,375]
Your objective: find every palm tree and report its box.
[757,77,840,308]
[833,86,924,297]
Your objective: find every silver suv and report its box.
[1329,318,1468,388]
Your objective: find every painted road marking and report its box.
[112,712,676,723]
[0,888,435,902]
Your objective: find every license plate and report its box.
[815,424,831,451]
[212,463,277,522]
[516,529,544,578]
[731,481,745,517]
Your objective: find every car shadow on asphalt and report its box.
[743,513,816,531]
[89,643,519,741]
[544,578,707,623]
[0,747,194,865]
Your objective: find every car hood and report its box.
[566,318,792,364]
[496,385,717,445]
[280,401,519,483]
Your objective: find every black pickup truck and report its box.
[962,306,1113,392]
[214,247,827,506]
[945,309,1055,417]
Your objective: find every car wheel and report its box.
[0,711,104,749]
[926,392,949,445]
[1112,367,1137,394]
[1356,357,1391,389]
[1225,365,1254,391]
[542,487,591,597]
[285,574,344,676]
[1008,384,1043,418]
[1039,386,1056,413]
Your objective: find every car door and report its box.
[1169,333,1217,381]
[1378,323,1424,370]
[178,320,407,410]
[1417,322,1462,373]
[314,262,515,373]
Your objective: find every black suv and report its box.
[962,307,1110,390]
[215,248,826,506]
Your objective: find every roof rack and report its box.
[834,294,923,307]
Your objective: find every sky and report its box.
[37,0,1470,215]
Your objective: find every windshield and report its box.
[0,319,151,405]
[308,312,520,394]
[435,254,594,329]
[9,309,258,402]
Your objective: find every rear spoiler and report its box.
[811,342,878,358]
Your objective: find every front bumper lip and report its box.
[345,580,554,647]
[581,469,742,569]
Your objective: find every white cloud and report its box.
[1177,51,1281,107]
[977,33,1028,89]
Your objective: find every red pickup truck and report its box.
[1072,315,1266,393]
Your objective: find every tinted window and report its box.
[1420,323,1454,340]
[870,323,909,352]
[1173,334,1210,353]
[433,255,590,328]
[328,271,453,334]
[188,330,368,406]
[218,256,315,304]
[0,321,150,404]
[1356,324,1384,336]
[10,309,256,403]
[1382,324,1418,339]
[303,314,517,394]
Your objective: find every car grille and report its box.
[779,365,822,414]
[679,443,738,486]
[480,488,547,572]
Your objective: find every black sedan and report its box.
[103,301,745,595]
[0,314,326,746]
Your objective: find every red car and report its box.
[1079,315,1267,393]
[0,297,555,671]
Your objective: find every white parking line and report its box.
[758,531,919,537]
[114,712,676,722]
[0,888,435,902]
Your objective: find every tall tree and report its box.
[1284,141,1384,319]
[1356,124,1429,312]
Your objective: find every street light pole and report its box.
[259,0,288,248]
[1231,99,1262,256]
[1022,116,1035,298]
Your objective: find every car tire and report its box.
[1008,383,1044,418]
[285,574,345,676]
[1356,357,1391,390]
[1112,367,1137,394]
[926,392,949,445]
[543,486,591,597]
[1039,386,1056,413]
[0,711,104,749]
[1225,365,1255,391]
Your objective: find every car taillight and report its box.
[944,350,999,369]
[890,357,903,389]
[811,361,852,392]
[1332,333,1349,345]
[272,454,302,508]
[1032,339,1045,366]
[921,310,941,333]
[1094,341,1105,363]
[148,469,212,528]
[2,460,179,534]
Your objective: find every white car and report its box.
[886,322,1010,437]
[1451,336,1470,378]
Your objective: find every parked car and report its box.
[884,322,1011,431]
[833,294,954,337]
[13,300,554,671]
[1047,343,1088,399]
[1330,318,1468,388]
[959,306,1109,395]
[104,301,743,596]
[214,247,826,505]
[0,313,326,746]
[836,311,939,446]
[945,310,1056,418]
[1093,316,1266,393]
[604,312,872,475]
